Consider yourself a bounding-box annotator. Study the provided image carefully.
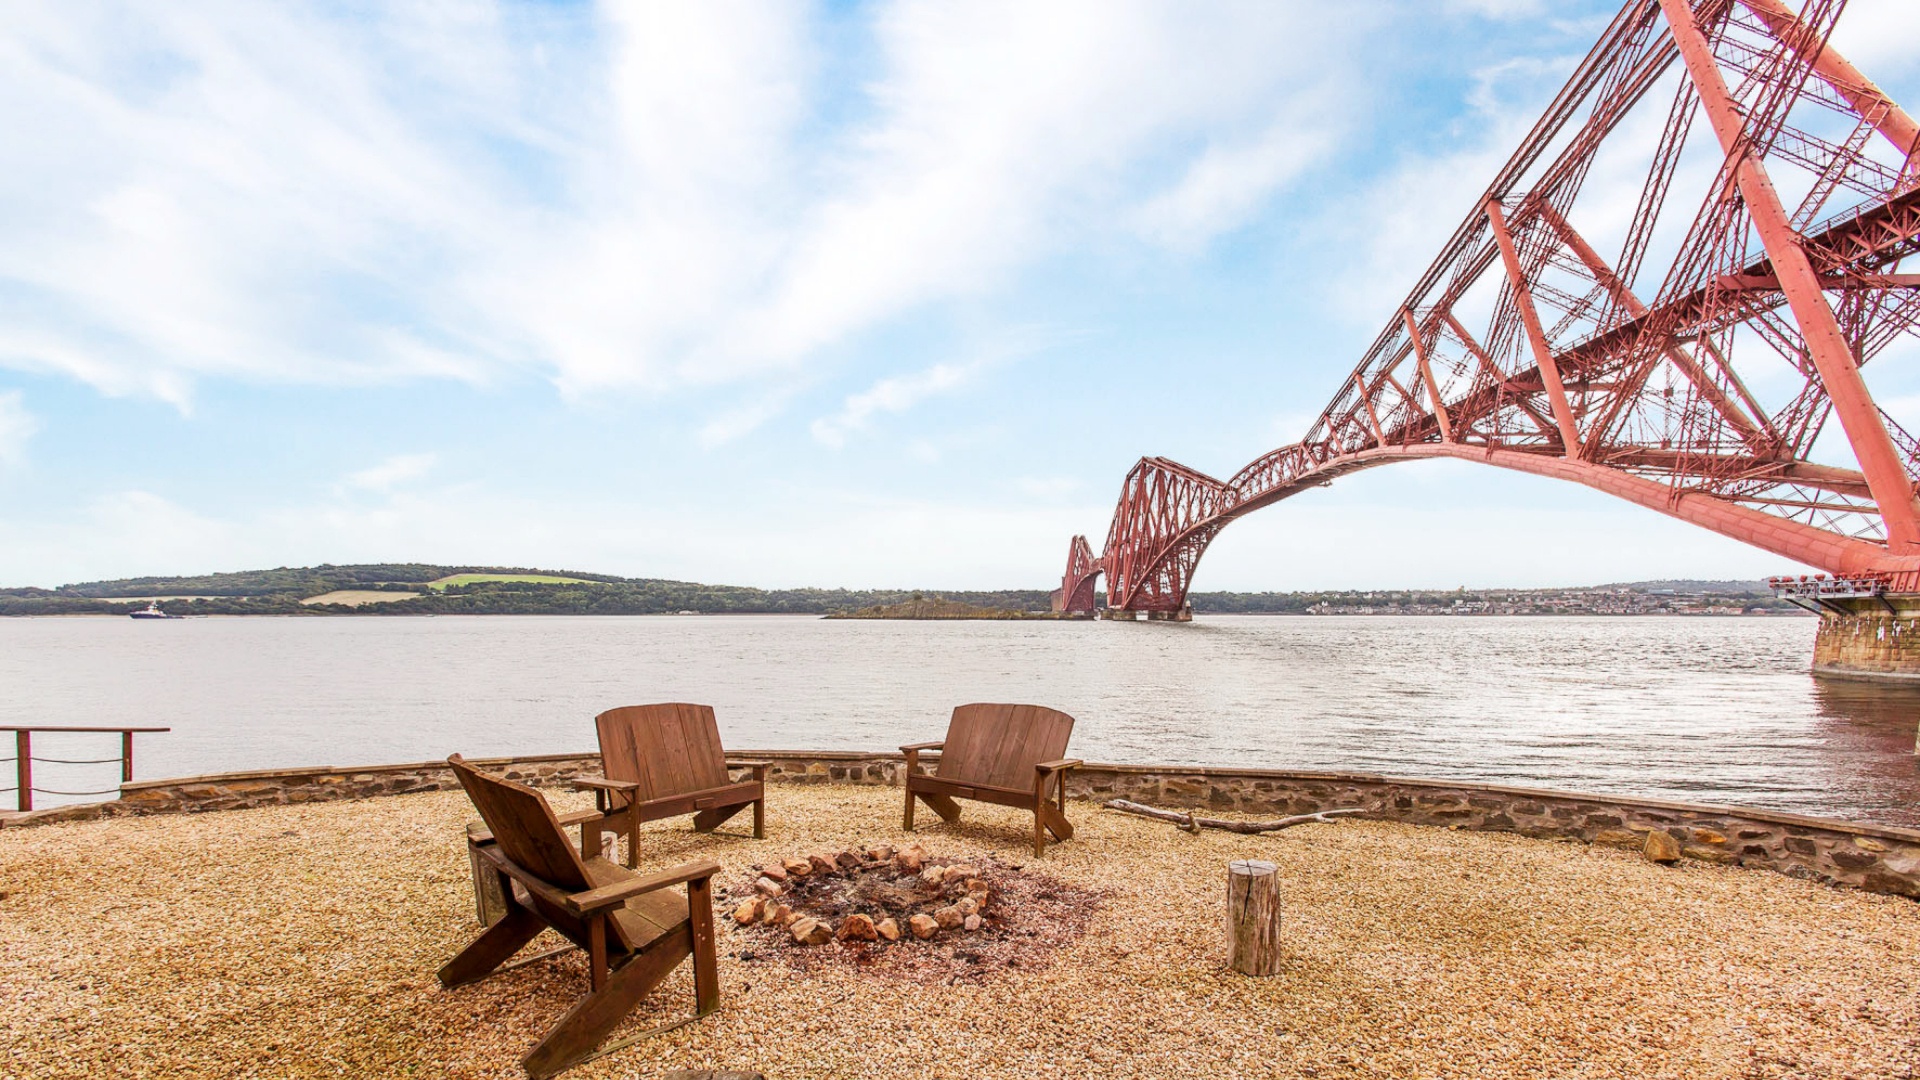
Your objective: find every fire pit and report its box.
[725,843,1100,982]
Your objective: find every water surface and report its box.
[2,614,1915,825]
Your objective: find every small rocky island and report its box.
[824,595,1045,620]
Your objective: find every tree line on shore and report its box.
[0,564,1789,617]
[0,564,1055,616]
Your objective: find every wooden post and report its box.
[17,730,30,812]
[1226,859,1283,976]
[122,730,135,783]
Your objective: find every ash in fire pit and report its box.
[726,843,1100,983]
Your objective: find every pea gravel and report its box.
[3,784,1917,1079]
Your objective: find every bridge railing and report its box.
[0,726,171,812]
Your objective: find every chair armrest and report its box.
[568,858,723,916]
[1032,758,1082,799]
[726,759,771,780]
[900,741,945,753]
[573,776,640,794]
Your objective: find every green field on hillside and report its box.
[426,573,596,590]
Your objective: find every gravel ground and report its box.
[3,783,1917,1080]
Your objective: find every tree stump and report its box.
[1226,859,1283,976]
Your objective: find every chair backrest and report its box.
[935,703,1075,790]
[448,754,639,955]
[594,704,732,801]
[449,754,593,893]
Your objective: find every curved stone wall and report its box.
[3,749,1915,900]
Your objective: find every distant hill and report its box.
[1594,579,1772,595]
[0,564,1054,617]
[0,565,1792,617]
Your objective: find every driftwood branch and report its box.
[1103,798,1365,835]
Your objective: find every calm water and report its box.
[2,615,1916,825]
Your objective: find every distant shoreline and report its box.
[3,609,1811,620]
[1,562,1806,619]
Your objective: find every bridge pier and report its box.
[1809,597,1920,756]
[1100,605,1193,622]
[1810,599,1920,684]
[1774,578,1920,684]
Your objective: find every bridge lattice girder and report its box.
[1068,0,1920,614]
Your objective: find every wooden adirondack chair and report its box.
[576,704,768,867]
[440,754,720,1079]
[901,703,1083,857]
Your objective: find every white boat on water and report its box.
[129,602,178,620]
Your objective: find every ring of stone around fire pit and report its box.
[727,843,998,946]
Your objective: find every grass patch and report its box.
[425,573,596,591]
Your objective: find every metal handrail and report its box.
[3,726,171,812]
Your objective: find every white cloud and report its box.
[1827,0,1920,84]
[0,1,1367,412]
[811,360,978,447]
[1315,52,1568,326]
[0,391,39,469]
[698,392,797,449]
[15,491,240,582]
[342,452,438,494]
[0,2,514,406]
[729,1,1362,371]
[1442,0,1544,17]
[1131,112,1340,252]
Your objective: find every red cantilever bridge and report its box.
[1057,0,1920,621]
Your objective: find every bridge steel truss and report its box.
[1060,0,1920,616]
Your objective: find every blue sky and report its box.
[4,0,1920,591]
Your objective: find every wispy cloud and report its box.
[0,390,38,469]
[1313,48,1579,326]
[0,1,1368,412]
[812,360,979,448]
[1131,109,1341,253]
[1443,0,1545,18]
[1828,0,1920,82]
[342,452,437,494]
[698,391,799,449]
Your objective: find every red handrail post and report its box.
[123,730,135,784]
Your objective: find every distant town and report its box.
[1202,581,1799,617]
[0,565,1803,617]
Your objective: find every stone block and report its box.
[1862,870,1920,898]
[1828,849,1880,872]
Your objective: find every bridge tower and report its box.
[1050,535,1102,616]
